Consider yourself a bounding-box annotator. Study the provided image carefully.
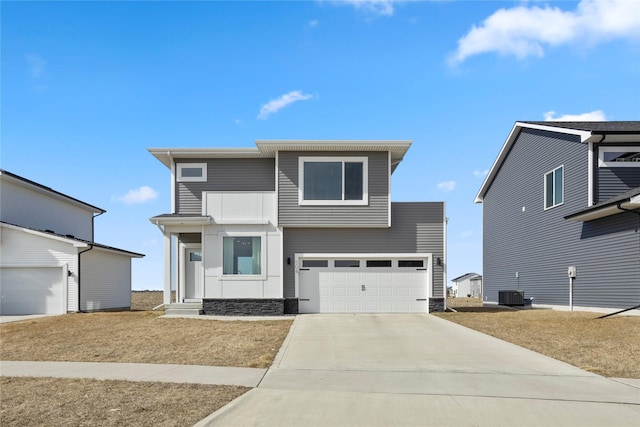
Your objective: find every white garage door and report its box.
[0,267,65,315]
[298,257,429,313]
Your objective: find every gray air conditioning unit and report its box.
[499,290,525,306]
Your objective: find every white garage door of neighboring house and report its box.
[298,256,430,314]
[0,267,66,315]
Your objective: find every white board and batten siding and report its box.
[81,248,132,311]
[0,226,78,314]
[0,178,96,241]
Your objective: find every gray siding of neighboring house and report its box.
[175,158,275,214]
[278,151,389,227]
[282,202,445,298]
[483,128,640,309]
[596,167,640,201]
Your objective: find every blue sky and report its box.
[2,0,639,290]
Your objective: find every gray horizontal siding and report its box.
[278,151,389,226]
[483,128,639,309]
[176,158,275,214]
[282,202,445,298]
[596,168,640,201]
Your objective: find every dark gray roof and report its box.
[521,121,640,133]
[150,214,210,219]
[564,187,640,220]
[451,272,481,282]
[0,221,144,258]
[0,169,105,213]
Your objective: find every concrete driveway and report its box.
[198,314,640,427]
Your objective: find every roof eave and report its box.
[565,198,640,222]
[476,122,598,203]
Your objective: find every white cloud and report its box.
[308,19,319,28]
[25,54,46,78]
[473,169,489,177]
[258,90,314,120]
[437,180,456,192]
[450,0,640,64]
[543,110,607,121]
[117,186,158,205]
[328,0,399,17]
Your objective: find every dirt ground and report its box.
[438,297,640,378]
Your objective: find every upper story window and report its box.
[598,146,640,167]
[544,165,564,210]
[298,156,368,205]
[177,163,207,182]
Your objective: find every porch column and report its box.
[163,231,172,305]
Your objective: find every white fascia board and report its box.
[475,123,521,203]
[630,194,640,205]
[475,122,596,203]
[149,216,213,226]
[1,173,104,214]
[516,122,593,142]
[148,148,266,168]
[0,223,89,247]
[296,253,431,259]
[256,140,412,163]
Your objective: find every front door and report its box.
[184,247,202,300]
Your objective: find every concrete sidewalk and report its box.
[197,314,640,427]
[0,361,266,387]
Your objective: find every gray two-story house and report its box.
[149,140,446,315]
[476,122,640,313]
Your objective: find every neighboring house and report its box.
[149,140,446,315]
[0,170,144,315]
[476,122,640,312]
[451,273,482,298]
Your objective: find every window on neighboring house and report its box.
[223,237,261,275]
[177,163,207,182]
[598,147,640,167]
[544,166,564,210]
[299,157,368,205]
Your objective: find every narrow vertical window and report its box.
[544,166,564,209]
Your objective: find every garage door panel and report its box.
[1,267,65,315]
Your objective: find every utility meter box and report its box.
[568,266,577,278]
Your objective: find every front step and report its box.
[165,302,203,316]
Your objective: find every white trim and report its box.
[442,203,447,305]
[0,223,88,248]
[543,165,564,210]
[587,142,594,207]
[476,122,593,204]
[170,154,176,213]
[294,252,432,299]
[298,156,369,206]
[598,146,640,168]
[275,151,280,227]
[388,151,392,227]
[176,163,207,182]
[179,242,203,301]
[219,231,267,281]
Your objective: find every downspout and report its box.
[77,244,94,312]
[92,210,105,243]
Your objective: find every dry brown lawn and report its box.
[437,298,640,379]
[0,291,291,426]
[0,377,248,427]
[1,311,292,368]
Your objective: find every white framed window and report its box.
[298,156,368,205]
[222,235,265,278]
[177,163,207,182]
[544,165,564,210]
[598,146,640,167]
